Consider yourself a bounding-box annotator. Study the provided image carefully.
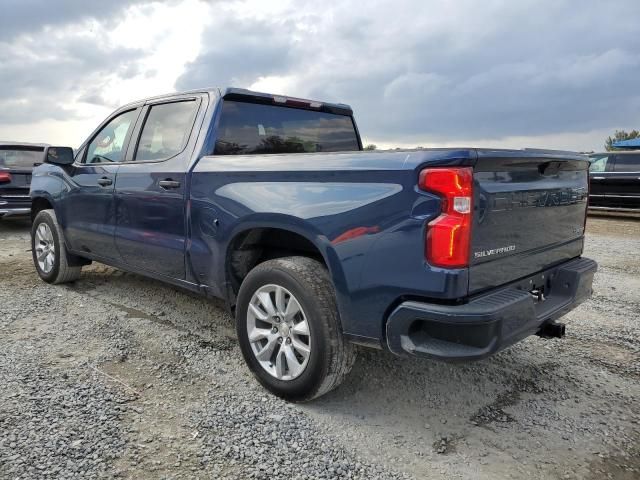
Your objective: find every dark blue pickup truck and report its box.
[30,87,597,401]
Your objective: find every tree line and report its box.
[604,130,639,151]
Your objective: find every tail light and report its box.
[419,167,473,268]
[0,172,12,184]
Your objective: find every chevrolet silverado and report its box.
[30,87,597,401]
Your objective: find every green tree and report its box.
[364,144,377,150]
[605,129,640,151]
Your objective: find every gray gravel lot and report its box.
[1,215,639,479]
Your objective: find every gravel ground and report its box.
[0,215,639,479]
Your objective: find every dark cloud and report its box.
[0,0,150,125]
[176,17,297,89]
[0,36,144,123]
[0,0,150,41]
[178,0,640,144]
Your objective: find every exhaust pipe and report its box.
[537,321,566,339]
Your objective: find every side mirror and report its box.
[45,146,75,166]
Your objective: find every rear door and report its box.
[608,153,640,209]
[114,95,203,278]
[469,150,589,293]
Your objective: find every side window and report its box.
[613,154,640,172]
[85,110,138,164]
[134,101,198,162]
[589,156,608,173]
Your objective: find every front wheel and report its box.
[236,256,356,402]
[31,209,82,284]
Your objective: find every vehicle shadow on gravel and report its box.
[300,340,640,479]
[68,263,577,418]
[76,261,568,443]
[306,342,551,427]
[74,261,542,420]
[0,217,31,231]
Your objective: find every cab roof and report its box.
[119,87,353,116]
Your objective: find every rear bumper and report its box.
[386,257,597,361]
[0,195,31,217]
[0,207,31,217]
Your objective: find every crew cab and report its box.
[0,142,47,218]
[588,151,640,211]
[30,87,597,401]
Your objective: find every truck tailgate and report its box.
[469,150,590,293]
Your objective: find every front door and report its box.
[114,97,202,279]
[61,108,140,258]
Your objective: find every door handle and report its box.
[159,179,181,189]
[97,177,113,187]
[591,177,605,180]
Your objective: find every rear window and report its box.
[214,100,360,155]
[612,154,640,172]
[0,148,44,169]
[135,100,199,161]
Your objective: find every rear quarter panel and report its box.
[189,150,475,342]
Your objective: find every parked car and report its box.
[29,87,597,401]
[0,142,47,218]
[588,151,640,211]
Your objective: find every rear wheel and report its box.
[236,256,356,402]
[31,209,82,284]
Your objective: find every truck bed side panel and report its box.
[189,150,475,341]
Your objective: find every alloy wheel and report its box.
[34,223,56,274]
[246,284,311,380]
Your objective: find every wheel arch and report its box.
[224,219,349,319]
[30,195,55,222]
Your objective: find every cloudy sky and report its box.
[1,0,639,151]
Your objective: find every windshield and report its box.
[0,148,44,169]
[214,100,360,155]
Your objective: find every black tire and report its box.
[31,209,82,284]
[236,256,356,402]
